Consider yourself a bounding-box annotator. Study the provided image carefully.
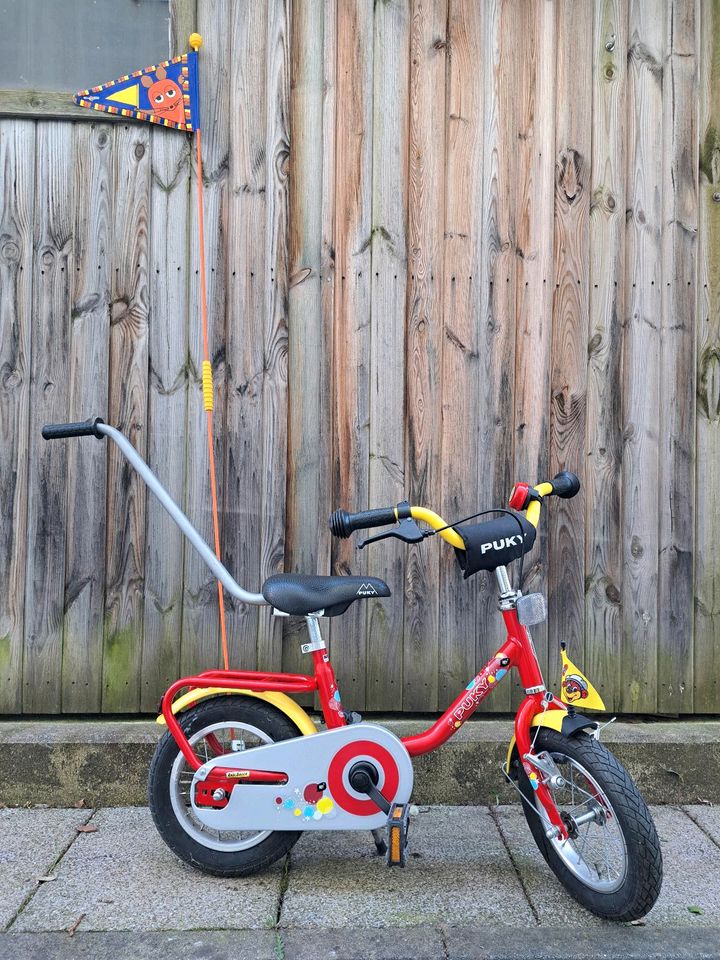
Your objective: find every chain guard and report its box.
[190,723,414,832]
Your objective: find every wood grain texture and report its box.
[62,122,112,712]
[585,0,628,711]
[141,130,190,711]
[366,0,410,710]
[438,0,483,705]
[223,0,268,670]
[403,0,448,713]
[657,0,698,713]
[181,0,231,677]
[23,122,74,712]
[473,0,519,712]
[258,0,291,671]
[695,0,720,712]
[283,0,336,683]
[102,122,151,712]
[1,0,718,716]
[0,122,34,712]
[621,0,665,713]
[329,0,374,712]
[511,0,556,700]
[548,0,592,693]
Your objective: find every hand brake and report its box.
[358,517,426,549]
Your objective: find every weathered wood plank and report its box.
[330,0,374,712]
[695,0,720,712]
[548,0,592,693]
[621,0,665,713]
[23,122,74,712]
[140,130,191,711]
[223,0,268,670]
[473,0,519,712]
[438,0,483,705]
[511,0,556,700]
[62,122,113,712]
[657,0,698,714]
[283,0,336,683]
[403,0,448,713]
[585,0,628,711]
[102,122,151,712]
[366,0,410,710]
[0,121,34,713]
[257,0,291,671]
[181,0,231,677]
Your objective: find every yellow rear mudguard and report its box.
[156,687,317,737]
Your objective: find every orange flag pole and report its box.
[190,33,230,671]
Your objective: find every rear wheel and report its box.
[516,729,662,920]
[149,695,302,876]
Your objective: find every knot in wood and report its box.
[1,241,19,263]
[557,149,584,203]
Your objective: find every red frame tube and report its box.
[161,607,567,834]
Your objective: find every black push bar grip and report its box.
[550,471,581,499]
[329,506,397,539]
[41,417,105,441]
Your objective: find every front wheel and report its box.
[515,729,662,920]
[149,695,303,876]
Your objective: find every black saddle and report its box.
[262,573,390,617]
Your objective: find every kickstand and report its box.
[371,828,387,856]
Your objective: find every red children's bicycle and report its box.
[43,417,662,921]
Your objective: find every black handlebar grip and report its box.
[329,506,397,538]
[550,471,581,499]
[41,417,105,441]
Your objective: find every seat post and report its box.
[303,616,347,728]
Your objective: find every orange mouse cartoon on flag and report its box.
[141,64,185,124]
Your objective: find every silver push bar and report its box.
[41,418,267,607]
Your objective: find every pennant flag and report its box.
[74,51,200,131]
[560,642,606,712]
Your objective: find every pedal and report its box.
[344,711,363,725]
[386,802,410,867]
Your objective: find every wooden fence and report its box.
[0,0,718,715]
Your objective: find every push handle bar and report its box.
[42,417,105,440]
[329,506,398,539]
[40,418,266,607]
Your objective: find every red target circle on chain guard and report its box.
[327,740,400,816]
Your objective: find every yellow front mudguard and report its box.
[156,687,317,737]
[504,706,601,775]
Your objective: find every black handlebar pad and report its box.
[329,506,397,539]
[550,471,581,499]
[41,418,105,441]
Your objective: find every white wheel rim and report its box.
[169,720,274,852]
[537,753,628,894]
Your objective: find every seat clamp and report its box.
[301,636,326,654]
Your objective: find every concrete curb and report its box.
[0,717,718,807]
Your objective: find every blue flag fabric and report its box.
[74,51,200,131]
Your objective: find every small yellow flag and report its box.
[560,643,606,711]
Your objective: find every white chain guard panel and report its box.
[190,723,414,832]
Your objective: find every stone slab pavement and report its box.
[0,804,718,959]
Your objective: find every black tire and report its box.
[148,695,303,877]
[515,729,662,921]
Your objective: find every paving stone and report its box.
[0,808,89,930]
[0,930,279,960]
[12,807,282,932]
[683,804,720,848]
[280,805,537,928]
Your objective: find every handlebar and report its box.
[329,471,581,546]
[41,417,105,440]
